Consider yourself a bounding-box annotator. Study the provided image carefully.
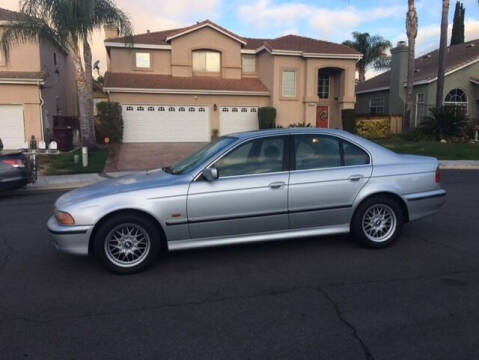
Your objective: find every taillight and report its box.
[435,167,441,183]
[2,159,24,168]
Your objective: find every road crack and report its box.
[317,286,375,360]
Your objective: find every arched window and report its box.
[444,88,467,113]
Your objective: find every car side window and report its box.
[214,137,285,177]
[343,140,370,166]
[294,135,341,170]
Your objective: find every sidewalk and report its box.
[20,161,479,192]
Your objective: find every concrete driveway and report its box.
[104,142,206,172]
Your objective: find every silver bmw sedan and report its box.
[48,129,446,273]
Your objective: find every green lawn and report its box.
[39,147,109,175]
[376,138,479,160]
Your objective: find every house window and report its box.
[282,70,296,97]
[179,107,186,112]
[136,52,151,68]
[158,106,165,111]
[137,106,145,111]
[318,71,329,99]
[232,108,238,112]
[415,93,426,125]
[369,97,385,115]
[198,107,206,112]
[189,107,196,112]
[241,108,248,112]
[126,106,134,111]
[169,107,175,112]
[242,55,255,73]
[148,106,155,111]
[222,108,229,112]
[250,108,256,112]
[192,51,220,72]
[445,88,468,114]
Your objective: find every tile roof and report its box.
[0,71,45,80]
[357,38,479,93]
[106,19,359,56]
[103,72,270,93]
[0,7,17,21]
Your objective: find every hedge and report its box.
[96,101,123,144]
[355,118,391,139]
[258,107,277,129]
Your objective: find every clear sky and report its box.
[2,0,479,78]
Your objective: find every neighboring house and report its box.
[0,7,77,149]
[356,40,479,127]
[103,20,360,143]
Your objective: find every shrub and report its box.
[421,106,468,142]
[96,101,123,144]
[289,121,312,127]
[355,118,391,139]
[258,107,277,129]
[342,109,356,133]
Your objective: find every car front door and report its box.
[288,134,372,229]
[187,136,289,240]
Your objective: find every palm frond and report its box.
[0,11,63,61]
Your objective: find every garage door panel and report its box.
[122,105,210,143]
[0,105,25,149]
[220,107,259,136]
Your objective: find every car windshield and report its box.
[166,137,237,175]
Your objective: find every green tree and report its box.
[342,32,392,82]
[450,1,465,46]
[0,0,132,147]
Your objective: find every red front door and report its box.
[316,106,329,128]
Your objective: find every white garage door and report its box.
[220,106,259,136]
[122,105,210,142]
[0,105,25,149]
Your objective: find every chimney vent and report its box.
[397,41,407,47]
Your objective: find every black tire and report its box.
[93,213,161,274]
[351,195,404,248]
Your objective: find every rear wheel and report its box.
[94,213,161,274]
[352,196,404,248]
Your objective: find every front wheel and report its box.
[93,213,161,274]
[351,196,404,248]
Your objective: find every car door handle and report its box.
[269,181,285,189]
[349,175,363,182]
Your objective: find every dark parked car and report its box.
[0,139,33,191]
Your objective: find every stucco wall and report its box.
[171,27,242,79]
[0,27,41,71]
[108,47,172,75]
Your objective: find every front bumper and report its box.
[47,216,93,256]
[404,189,447,221]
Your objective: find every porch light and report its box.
[214,104,218,111]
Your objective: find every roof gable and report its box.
[357,38,479,93]
[165,20,246,45]
[0,7,17,21]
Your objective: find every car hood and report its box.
[56,170,184,209]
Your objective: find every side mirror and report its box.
[202,167,219,181]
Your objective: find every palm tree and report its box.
[0,0,132,147]
[436,0,450,108]
[342,32,392,82]
[405,0,418,133]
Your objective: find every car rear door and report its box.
[288,134,372,229]
[187,135,290,239]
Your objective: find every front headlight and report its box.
[55,210,75,225]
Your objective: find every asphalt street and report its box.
[0,170,478,360]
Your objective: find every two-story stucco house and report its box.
[0,7,77,149]
[103,20,361,143]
